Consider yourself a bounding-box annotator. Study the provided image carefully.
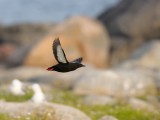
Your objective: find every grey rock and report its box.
[0,66,92,89]
[0,66,55,84]
[0,101,91,120]
[98,0,160,40]
[120,40,160,69]
[0,23,56,45]
[98,0,160,66]
[127,97,158,113]
[118,40,160,90]
[73,69,157,97]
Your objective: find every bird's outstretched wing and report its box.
[71,57,83,63]
[52,38,68,64]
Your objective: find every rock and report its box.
[98,0,160,66]
[0,23,56,45]
[5,45,33,67]
[0,66,55,84]
[0,66,93,89]
[99,115,118,120]
[73,69,157,97]
[127,98,158,113]
[82,95,117,105]
[120,40,160,69]
[0,43,16,63]
[98,0,160,40]
[117,40,160,90]
[108,37,144,66]
[0,101,91,120]
[24,16,110,68]
[0,23,57,67]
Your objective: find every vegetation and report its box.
[0,90,160,120]
[0,90,33,102]
[51,90,160,120]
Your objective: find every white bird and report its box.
[9,79,25,95]
[31,83,46,104]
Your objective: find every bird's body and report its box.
[47,38,85,72]
[9,79,24,96]
[47,62,83,72]
[31,83,46,104]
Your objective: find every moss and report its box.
[51,90,160,120]
[0,114,10,120]
[0,112,56,120]
[0,90,160,120]
[0,90,33,102]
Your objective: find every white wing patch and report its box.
[57,45,67,63]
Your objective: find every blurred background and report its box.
[0,0,160,120]
[0,0,118,24]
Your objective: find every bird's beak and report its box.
[46,67,54,71]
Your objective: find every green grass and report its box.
[0,112,56,120]
[0,90,160,120]
[0,90,33,102]
[51,90,160,120]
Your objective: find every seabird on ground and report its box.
[9,79,25,95]
[31,83,46,103]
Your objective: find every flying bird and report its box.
[47,38,85,72]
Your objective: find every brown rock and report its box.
[24,16,110,68]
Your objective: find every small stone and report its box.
[99,115,118,120]
[127,97,157,113]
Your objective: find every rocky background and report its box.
[0,0,160,120]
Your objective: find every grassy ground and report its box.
[0,90,160,120]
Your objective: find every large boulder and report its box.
[117,40,160,91]
[73,69,157,97]
[0,101,91,120]
[98,0,160,40]
[24,16,110,68]
[98,0,160,66]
